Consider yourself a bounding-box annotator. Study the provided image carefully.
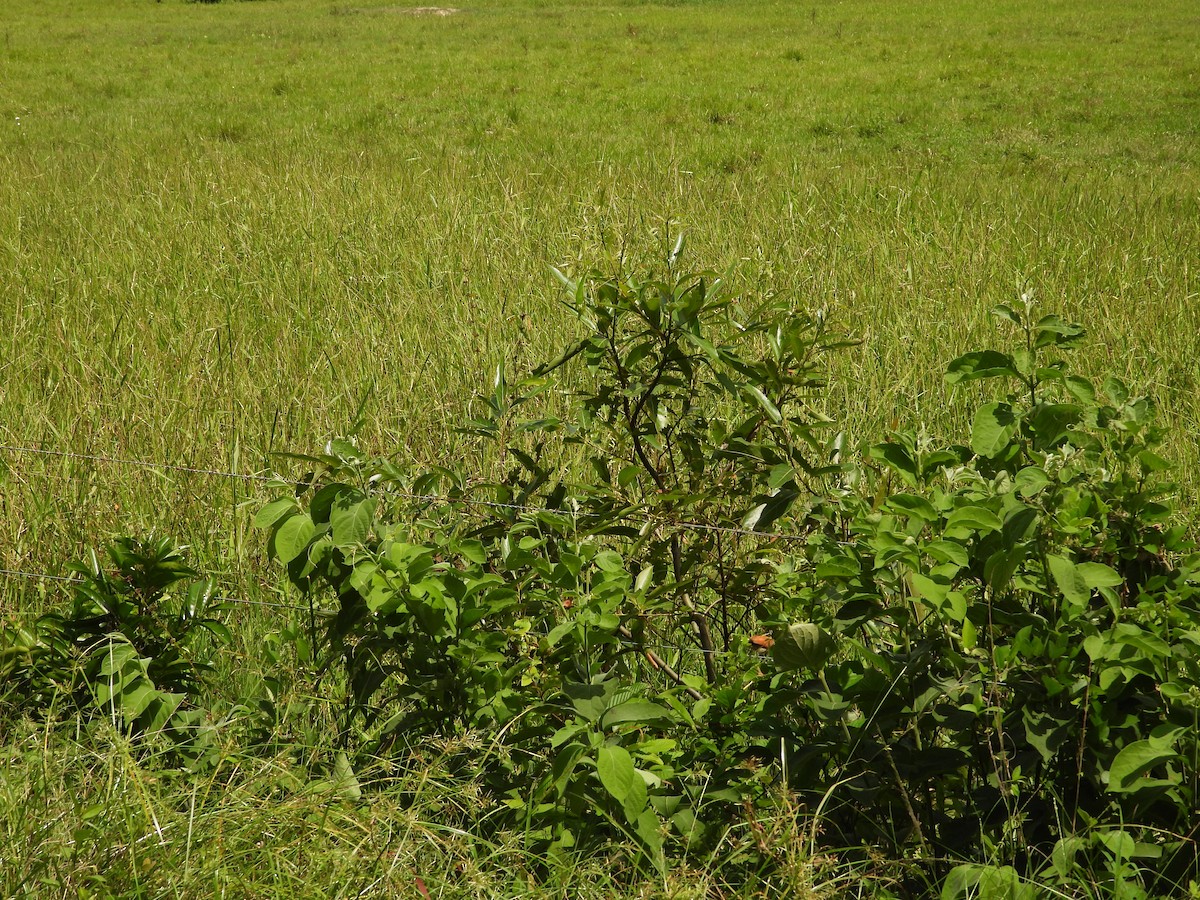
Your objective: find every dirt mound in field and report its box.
[332,5,461,15]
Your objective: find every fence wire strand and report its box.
[0,565,738,658]
[0,567,307,611]
[0,440,824,658]
[0,442,819,543]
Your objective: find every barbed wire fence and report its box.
[0,440,827,660]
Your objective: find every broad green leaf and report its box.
[119,681,159,721]
[1096,829,1136,859]
[1026,403,1082,446]
[97,640,139,681]
[600,700,675,730]
[1051,837,1084,879]
[944,590,967,621]
[349,562,379,596]
[1048,555,1089,606]
[593,551,625,573]
[547,619,578,648]
[945,350,1017,385]
[815,555,860,579]
[942,864,1036,900]
[910,573,948,605]
[1137,450,1171,473]
[566,681,618,724]
[990,303,1021,326]
[1064,375,1095,403]
[771,622,836,671]
[330,494,376,547]
[960,617,977,651]
[924,540,970,567]
[885,493,939,522]
[1075,562,1122,589]
[868,442,918,487]
[254,498,298,530]
[1112,625,1171,658]
[635,808,665,873]
[1014,466,1051,498]
[273,513,316,564]
[454,539,487,565]
[946,505,1003,536]
[597,744,637,808]
[623,769,649,825]
[332,751,362,801]
[1103,376,1129,405]
[326,437,364,463]
[309,482,350,524]
[1011,347,1034,376]
[139,692,184,734]
[971,402,1018,458]
[1131,841,1163,860]
[634,565,654,594]
[922,448,968,478]
[985,547,1023,594]
[1160,681,1192,701]
[1033,315,1085,349]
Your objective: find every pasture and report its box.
[1,0,1199,896]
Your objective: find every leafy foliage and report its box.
[258,253,844,863]
[765,299,1200,891]
[0,537,229,761]
[256,274,1200,891]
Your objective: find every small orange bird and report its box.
[749,634,775,650]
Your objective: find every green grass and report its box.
[1,0,1198,894]
[0,719,855,899]
[2,0,1198,581]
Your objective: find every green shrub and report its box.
[259,265,1200,890]
[257,250,843,866]
[0,537,230,763]
[765,299,1200,892]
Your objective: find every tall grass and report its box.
[0,1,1198,892]
[3,0,1198,588]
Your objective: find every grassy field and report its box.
[1,0,1199,895]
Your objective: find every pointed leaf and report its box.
[333,751,362,801]
[946,506,1003,536]
[1048,555,1088,606]
[330,495,376,547]
[273,513,316,565]
[771,622,836,671]
[1076,562,1123,590]
[743,385,782,423]
[945,351,1017,385]
[1108,740,1179,793]
[597,744,637,807]
[601,700,675,731]
[1014,466,1051,498]
[971,402,1018,458]
[254,498,298,530]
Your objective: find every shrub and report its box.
[764,299,1200,892]
[257,250,844,865]
[259,265,1200,890]
[0,537,229,763]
